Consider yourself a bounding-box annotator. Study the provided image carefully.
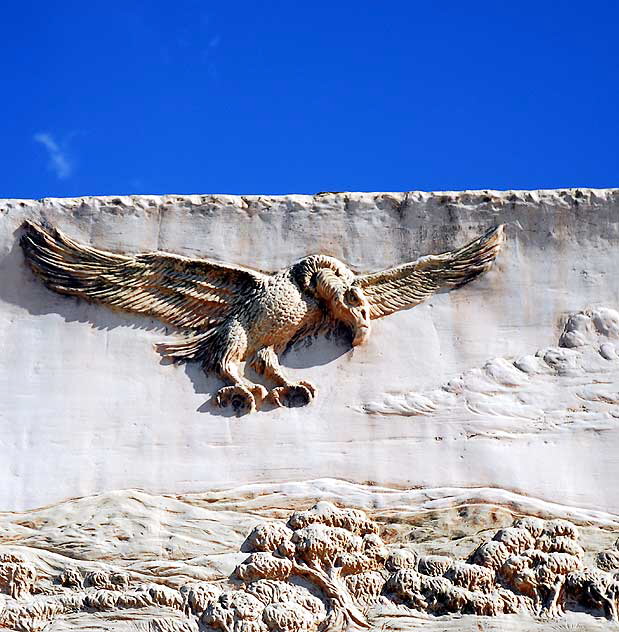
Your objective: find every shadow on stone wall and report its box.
[0,225,353,417]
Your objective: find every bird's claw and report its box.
[268,381,316,408]
[214,384,267,415]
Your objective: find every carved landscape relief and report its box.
[3,191,619,631]
[2,481,619,631]
[6,297,619,630]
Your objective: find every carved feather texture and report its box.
[20,220,504,413]
[354,225,504,319]
[20,221,266,331]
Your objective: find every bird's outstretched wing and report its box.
[20,221,266,330]
[354,225,504,319]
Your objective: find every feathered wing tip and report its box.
[437,223,505,288]
[20,219,129,295]
[21,219,219,365]
[19,220,261,331]
[355,224,505,319]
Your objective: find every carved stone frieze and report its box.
[20,221,503,414]
[4,190,619,632]
[2,485,619,631]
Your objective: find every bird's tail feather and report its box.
[156,330,216,362]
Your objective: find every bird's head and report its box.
[294,255,371,346]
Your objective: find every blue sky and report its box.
[1,1,617,198]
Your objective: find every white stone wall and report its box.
[1,189,618,511]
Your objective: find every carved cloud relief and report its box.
[363,307,619,436]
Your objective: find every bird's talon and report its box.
[214,385,257,415]
[249,384,268,407]
[268,382,316,408]
[298,380,316,397]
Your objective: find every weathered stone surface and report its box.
[2,189,619,630]
[1,189,619,512]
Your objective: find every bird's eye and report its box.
[345,289,362,306]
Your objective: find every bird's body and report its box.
[20,221,504,413]
[250,270,320,351]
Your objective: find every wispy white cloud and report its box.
[33,132,73,179]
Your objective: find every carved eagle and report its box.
[20,221,504,413]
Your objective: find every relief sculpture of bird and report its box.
[20,221,504,414]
